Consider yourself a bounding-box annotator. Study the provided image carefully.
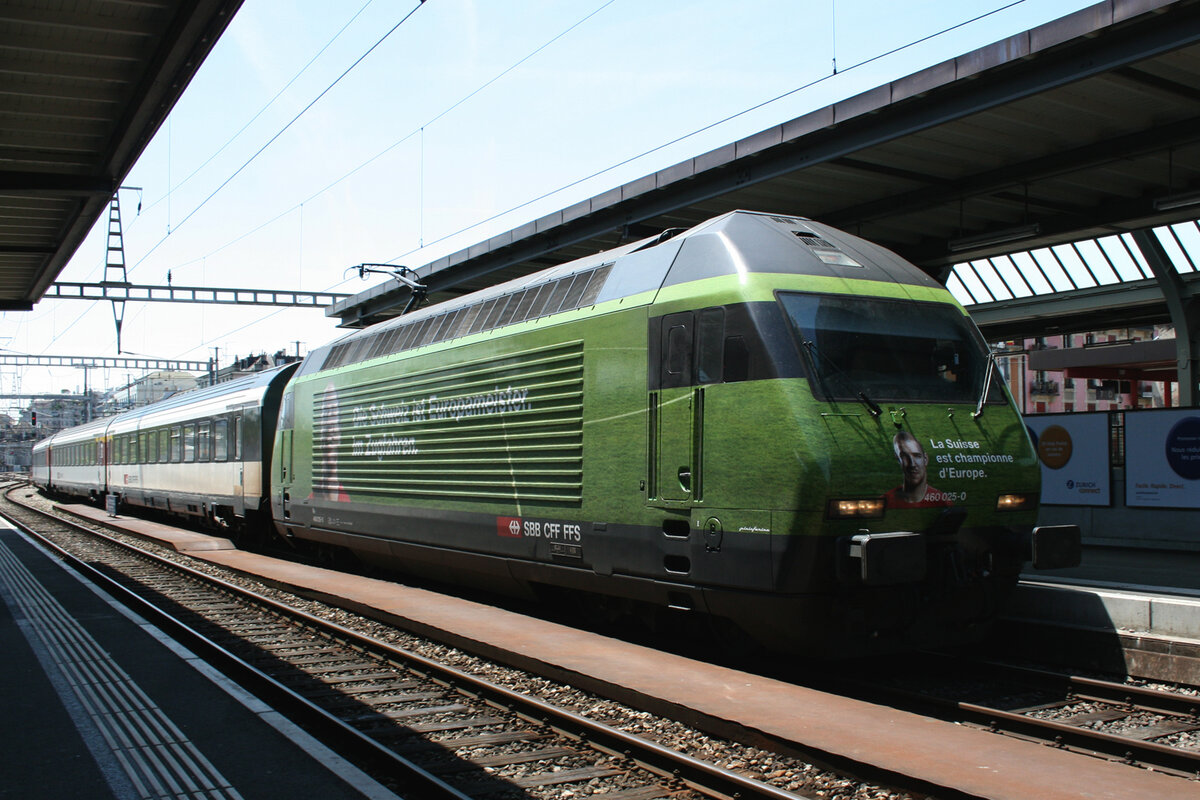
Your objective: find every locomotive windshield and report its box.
[778,292,1003,405]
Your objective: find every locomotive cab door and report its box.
[652,312,700,504]
[278,426,293,520]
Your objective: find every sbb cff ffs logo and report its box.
[497,516,523,538]
[496,516,583,541]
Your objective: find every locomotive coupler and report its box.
[843,531,926,586]
[1029,524,1082,569]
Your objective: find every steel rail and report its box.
[0,498,474,800]
[2,488,816,800]
[868,653,1200,778]
[970,658,1200,718]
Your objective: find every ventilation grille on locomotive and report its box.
[313,340,584,506]
[321,263,612,371]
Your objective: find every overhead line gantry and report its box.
[0,355,209,371]
[44,282,349,309]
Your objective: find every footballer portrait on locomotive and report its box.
[885,431,953,508]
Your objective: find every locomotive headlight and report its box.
[996,492,1037,512]
[828,498,885,519]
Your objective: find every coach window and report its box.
[170,426,182,462]
[214,419,228,461]
[130,434,139,464]
[147,431,157,464]
[158,429,168,463]
[139,433,149,464]
[184,424,196,462]
[198,422,211,461]
[233,416,243,461]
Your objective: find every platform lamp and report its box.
[948,223,1041,253]
[1153,189,1200,212]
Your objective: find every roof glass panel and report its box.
[1164,223,1200,272]
[1097,235,1145,281]
[1009,252,1054,294]
[950,220,1199,308]
[991,255,1035,299]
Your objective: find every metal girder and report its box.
[7,0,246,307]
[0,171,114,195]
[967,276,1200,339]
[45,282,349,308]
[0,355,208,371]
[828,116,1200,236]
[1131,229,1200,404]
[0,393,89,401]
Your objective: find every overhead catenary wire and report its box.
[385,0,1028,265]
[139,0,379,222]
[116,0,1031,364]
[166,0,621,274]
[29,1,1046,378]
[32,1,427,355]
[127,0,429,276]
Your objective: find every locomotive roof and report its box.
[300,210,948,376]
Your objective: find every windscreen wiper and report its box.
[802,339,882,417]
[973,351,996,418]
[857,391,883,417]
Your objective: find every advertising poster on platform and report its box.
[1126,409,1200,509]
[1025,413,1110,506]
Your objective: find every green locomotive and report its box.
[273,210,1078,656]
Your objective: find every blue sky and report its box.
[2,0,1098,403]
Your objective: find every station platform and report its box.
[0,521,395,800]
[997,544,1200,683]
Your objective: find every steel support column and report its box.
[1131,229,1200,406]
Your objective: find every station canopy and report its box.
[0,1,243,311]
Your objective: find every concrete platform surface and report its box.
[0,519,395,800]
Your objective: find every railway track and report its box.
[0,486,815,800]
[14,481,1200,797]
[833,652,1200,779]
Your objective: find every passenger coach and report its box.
[32,416,108,501]
[34,364,296,533]
[105,363,296,528]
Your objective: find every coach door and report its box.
[652,311,701,504]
